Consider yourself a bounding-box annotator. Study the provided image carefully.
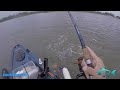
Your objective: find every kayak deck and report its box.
[2,44,64,79]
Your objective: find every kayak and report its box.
[2,44,64,79]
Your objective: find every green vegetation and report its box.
[0,11,120,23]
[85,11,120,19]
[0,11,50,23]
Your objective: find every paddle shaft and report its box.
[68,11,94,79]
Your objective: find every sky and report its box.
[0,11,120,19]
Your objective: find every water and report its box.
[0,11,120,79]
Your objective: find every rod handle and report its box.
[82,48,91,60]
[83,48,94,79]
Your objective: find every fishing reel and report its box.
[76,66,86,79]
[74,57,87,79]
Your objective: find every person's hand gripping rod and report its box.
[68,11,94,79]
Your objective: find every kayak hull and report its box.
[2,44,64,79]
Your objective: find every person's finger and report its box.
[82,65,97,78]
[86,46,98,59]
[81,59,91,78]
[76,56,84,64]
[86,46,99,64]
[81,59,87,67]
[81,59,102,79]
[81,56,97,69]
[79,57,95,70]
[82,65,89,79]
[87,46,105,68]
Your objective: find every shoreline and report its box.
[0,11,120,23]
[84,11,120,19]
[0,11,51,23]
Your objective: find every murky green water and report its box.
[0,11,120,79]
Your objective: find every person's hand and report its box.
[80,47,106,79]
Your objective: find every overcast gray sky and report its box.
[0,11,120,19]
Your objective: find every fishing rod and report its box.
[68,11,94,79]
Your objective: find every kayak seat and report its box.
[12,61,39,79]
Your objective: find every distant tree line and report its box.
[85,11,120,19]
[0,11,50,23]
[0,11,120,23]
